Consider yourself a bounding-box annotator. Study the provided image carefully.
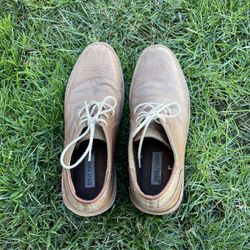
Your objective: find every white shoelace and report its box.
[132,102,181,168]
[60,96,117,170]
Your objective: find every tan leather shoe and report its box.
[128,45,190,215]
[60,42,124,217]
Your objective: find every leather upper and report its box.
[128,45,190,213]
[62,42,124,216]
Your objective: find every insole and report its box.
[134,138,174,195]
[71,139,107,200]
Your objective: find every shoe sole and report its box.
[129,176,184,215]
[62,173,117,217]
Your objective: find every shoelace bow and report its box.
[132,102,181,168]
[60,96,117,170]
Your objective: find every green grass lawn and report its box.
[0,0,249,249]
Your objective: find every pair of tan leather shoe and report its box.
[60,42,190,216]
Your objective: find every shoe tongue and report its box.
[76,124,106,147]
[134,122,171,149]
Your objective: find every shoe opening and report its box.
[134,137,174,196]
[70,139,107,200]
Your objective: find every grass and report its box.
[0,0,249,249]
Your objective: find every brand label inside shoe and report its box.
[151,152,162,185]
[84,153,95,188]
